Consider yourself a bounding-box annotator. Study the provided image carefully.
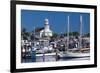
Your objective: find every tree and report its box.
[69,32,73,36]
[72,32,79,37]
[32,27,44,32]
[50,32,58,42]
[52,32,58,38]
[84,33,90,37]
[21,28,30,40]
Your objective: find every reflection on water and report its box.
[22,55,90,63]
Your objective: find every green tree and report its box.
[21,28,30,40]
[50,32,58,41]
[72,32,79,37]
[52,32,58,38]
[84,33,90,37]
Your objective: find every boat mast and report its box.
[66,16,69,52]
[33,26,35,46]
[79,15,82,49]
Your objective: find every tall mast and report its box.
[79,15,82,49]
[66,16,69,51]
[33,26,35,46]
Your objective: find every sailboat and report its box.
[58,15,90,59]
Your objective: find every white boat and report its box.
[58,15,90,59]
[36,52,56,56]
[58,51,90,58]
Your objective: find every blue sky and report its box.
[21,10,90,34]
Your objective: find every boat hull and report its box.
[58,52,90,58]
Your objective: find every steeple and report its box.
[39,18,52,37]
[44,18,50,30]
[45,18,49,25]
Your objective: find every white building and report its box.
[40,18,53,38]
[33,18,53,48]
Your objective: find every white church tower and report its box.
[40,18,52,38]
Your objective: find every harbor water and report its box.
[22,53,90,63]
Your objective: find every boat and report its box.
[58,51,90,58]
[58,15,90,59]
